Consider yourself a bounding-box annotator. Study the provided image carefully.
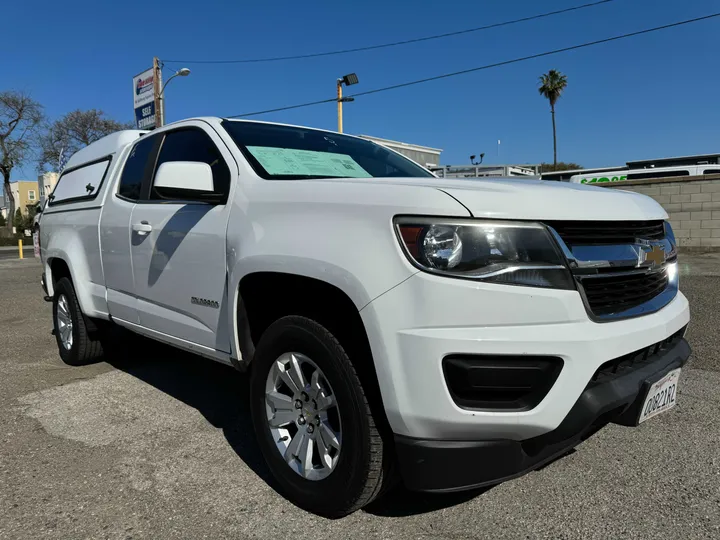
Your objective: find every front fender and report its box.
[224,178,470,362]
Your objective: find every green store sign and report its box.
[580,175,628,184]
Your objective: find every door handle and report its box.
[132,221,152,235]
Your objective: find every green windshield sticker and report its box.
[247,147,372,178]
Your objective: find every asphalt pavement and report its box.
[0,256,718,539]
[0,246,34,261]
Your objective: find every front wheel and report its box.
[52,277,104,366]
[250,316,390,517]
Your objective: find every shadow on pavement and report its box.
[104,332,492,518]
[364,485,491,517]
[103,333,275,488]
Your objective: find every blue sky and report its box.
[3,0,719,181]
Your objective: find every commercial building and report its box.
[358,135,442,168]
[431,164,540,179]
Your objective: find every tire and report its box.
[52,277,104,366]
[250,315,390,517]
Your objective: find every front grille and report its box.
[589,325,687,386]
[546,220,665,246]
[580,268,669,316]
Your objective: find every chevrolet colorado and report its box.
[40,117,691,517]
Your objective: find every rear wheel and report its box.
[250,315,390,517]
[52,277,104,366]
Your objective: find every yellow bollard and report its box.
[18,239,23,259]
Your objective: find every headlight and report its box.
[395,217,574,289]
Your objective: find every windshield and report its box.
[222,120,435,180]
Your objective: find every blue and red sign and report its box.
[133,67,156,130]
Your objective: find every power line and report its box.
[230,98,339,118]
[164,0,619,64]
[229,12,720,119]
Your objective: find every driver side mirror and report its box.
[154,161,215,193]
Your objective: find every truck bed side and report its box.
[41,140,137,320]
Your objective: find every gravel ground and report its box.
[0,257,718,540]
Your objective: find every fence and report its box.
[600,173,720,249]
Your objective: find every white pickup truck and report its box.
[40,117,691,517]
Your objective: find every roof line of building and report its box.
[358,135,443,154]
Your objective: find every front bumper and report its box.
[395,336,691,492]
[361,271,690,441]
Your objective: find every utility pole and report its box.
[153,57,164,128]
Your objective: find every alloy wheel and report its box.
[264,352,342,481]
[56,294,73,350]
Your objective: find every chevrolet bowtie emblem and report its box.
[642,245,666,266]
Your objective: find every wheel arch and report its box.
[235,271,390,429]
[46,254,94,319]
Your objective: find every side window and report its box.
[118,135,157,201]
[50,158,111,205]
[151,129,230,203]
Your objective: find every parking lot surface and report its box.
[0,246,34,261]
[1,256,719,539]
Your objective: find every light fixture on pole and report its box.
[158,67,191,127]
[336,73,359,133]
[470,153,485,165]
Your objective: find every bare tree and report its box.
[38,109,134,171]
[0,91,44,229]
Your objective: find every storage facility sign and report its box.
[133,68,156,130]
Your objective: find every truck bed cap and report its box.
[64,130,148,170]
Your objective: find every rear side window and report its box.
[150,128,230,202]
[703,169,720,175]
[49,158,111,205]
[118,135,157,201]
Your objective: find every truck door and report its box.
[100,133,162,324]
[128,124,235,352]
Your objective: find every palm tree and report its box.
[538,70,568,167]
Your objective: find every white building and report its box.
[38,171,59,201]
[358,135,443,169]
[431,164,540,178]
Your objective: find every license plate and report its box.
[638,368,681,424]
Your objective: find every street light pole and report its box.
[153,60,191,128]
[337,81,343,134]
[336,73,359,133]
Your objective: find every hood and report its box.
[328,177,668,221]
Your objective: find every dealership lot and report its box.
[0,257,719,540]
